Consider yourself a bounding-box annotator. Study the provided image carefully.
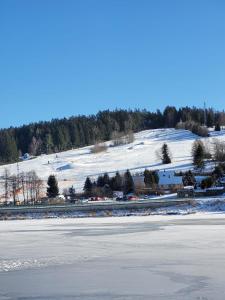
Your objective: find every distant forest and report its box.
[0,106,225,164]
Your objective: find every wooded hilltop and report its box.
[0,106,224,164]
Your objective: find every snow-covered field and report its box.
[1,128,225,193]
[1,213,225,299]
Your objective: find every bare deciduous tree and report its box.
[3,169,10,202]
[212,139,225,162]
[111,131,135,146]
[1,170,43,205]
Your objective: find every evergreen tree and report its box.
[201,177,213,189]
[123,170,134,194]
[161,143,171,164]
[215,123,221,131]
[109,172,123,191]
[69,185,76,200]
[109,176,116,191]
[163,106,178,128]
[213,165,224,179]
[0,131,18,163]
[192,141,205,169]
[103,173,110,185]
[97,175,105,187]
[182,170,195,186]
[103,184,113,197]
[43,133,54,154]
[114,171,123,191]
[144,170,159,187]
[83,177,93,195]
[69,122,80,147]
[47,175,59,198]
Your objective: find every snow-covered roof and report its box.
[158,170,183,186]
[183,186,194,190]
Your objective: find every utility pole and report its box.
[16,160,20,203]
[17,161,20,187]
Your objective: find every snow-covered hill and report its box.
[1,128,225,193]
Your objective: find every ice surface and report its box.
[1,214,225,299]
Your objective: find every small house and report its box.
[158,170,183,191]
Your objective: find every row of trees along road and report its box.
[1,172,60,204]
[83,170,135,197]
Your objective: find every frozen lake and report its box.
[0,214,225,299]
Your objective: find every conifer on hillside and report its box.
[161,143,171,164]
[192,141,205,169]
[47,175,59,198]
[123,170,134,194]
[83,177,93,196]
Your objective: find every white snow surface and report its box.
[1,213,225,299]
[1,128,225,193]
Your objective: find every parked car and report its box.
[128,196,139,201]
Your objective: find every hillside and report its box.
[0,107,224,164]
[1,128,225,193]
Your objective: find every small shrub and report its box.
[91,143,108,154]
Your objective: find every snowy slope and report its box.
[1,128,225,193]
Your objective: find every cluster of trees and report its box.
[1,106,225,164]
[215,123,221,131]
[190,138,225,189]
[1,170,43,205]
[182,171,216,189]
[144,170,159,187]
[182,170,196,186]
[90,131,135,154]
[83,170,134,197]
[111,131,135,146]
[176,121,209,137]
[180,162,225,189]
[83,168,162,197]
[192,139,225,169]
[199,163,225,189]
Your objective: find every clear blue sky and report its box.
[1,0,225,128]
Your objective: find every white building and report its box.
[158,170,183,191]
